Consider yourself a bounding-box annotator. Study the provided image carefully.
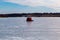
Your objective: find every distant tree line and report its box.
[0,13,60,17]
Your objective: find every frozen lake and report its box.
[0,17,60,40]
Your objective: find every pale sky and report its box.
[0,0,60,13]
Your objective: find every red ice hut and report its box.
[26,15,33,21]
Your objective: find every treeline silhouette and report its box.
[0,13,60,17]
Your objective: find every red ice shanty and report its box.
[26,15,33,21]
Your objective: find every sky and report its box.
[0,0,60,14]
